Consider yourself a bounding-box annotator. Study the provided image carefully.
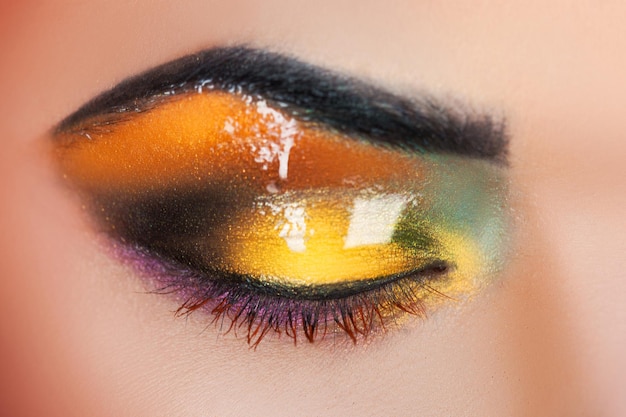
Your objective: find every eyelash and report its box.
[122,244,452,347]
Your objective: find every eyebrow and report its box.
[57,46,508,162]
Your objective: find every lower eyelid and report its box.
[52,90,510,346]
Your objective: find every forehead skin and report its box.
[1,1,625,416]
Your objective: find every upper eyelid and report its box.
[55,46,509,164]
[49,48,512,346]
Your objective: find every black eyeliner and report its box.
[57,46,508,162]
[152,254,450,301]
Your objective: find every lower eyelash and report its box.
[116,243,452,347]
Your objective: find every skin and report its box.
[1,1,625,416]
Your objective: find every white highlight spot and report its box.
[251,100,300,180]
[277,135,294,179]
[223,119,235,134]
[343,195,408,249]
[266,182,280,194]
[275,204,307,253]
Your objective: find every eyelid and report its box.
[52,47,511,346]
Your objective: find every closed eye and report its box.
[51,46,510,347]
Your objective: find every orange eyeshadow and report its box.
[54,92,425,194]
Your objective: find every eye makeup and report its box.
[52,47,510,346]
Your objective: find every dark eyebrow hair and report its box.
[57,46,508,162]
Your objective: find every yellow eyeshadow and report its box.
[216,197,424,285]
[54,92,425,193]
[204,195,484,289]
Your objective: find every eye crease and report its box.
[52,46,510,346]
